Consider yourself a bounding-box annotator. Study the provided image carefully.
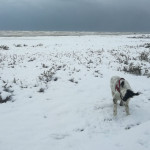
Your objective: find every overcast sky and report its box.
[0,0,150,31]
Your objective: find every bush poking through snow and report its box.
[42,64,48,68]
[69,78,78,84]
[69,78,74,83]
[38,88,45,93]
[0,91,12,103]
[123,64,142,75]
[53,77,58,81]
[37,43,43,47]
[23,44,28,47]
[39,68,56,83]
[28,57,36,62]
[14,44,22,47]
[139,51,149,62]
[0,45,9,50]
[144,43,150,48]
[13,78,17,84]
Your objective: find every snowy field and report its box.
[0,34,150,150]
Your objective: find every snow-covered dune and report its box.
[0,34,150,150]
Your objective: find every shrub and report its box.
[139,51,149,62]
[123,64,142,75]
[38,88,45,93]
[0,91,12,103]
[15,44,22,47]
[145,43,150,48]
[39,68,56,83]
[0,45,9,50]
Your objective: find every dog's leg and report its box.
[113,98,117,116]
[120,100,124,106]
[125,101,130,115]
[111,91,114,96]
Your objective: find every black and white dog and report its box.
[110,76,140,116]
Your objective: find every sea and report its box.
[0,31,148,37]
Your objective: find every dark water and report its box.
[0,31,149,37]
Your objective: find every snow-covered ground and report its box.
[0,34,150,150]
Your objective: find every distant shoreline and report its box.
[0,31,150,37]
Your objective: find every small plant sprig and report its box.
[39,67,56,83]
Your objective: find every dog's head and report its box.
[122,89,140,102]
[119,80,140,102]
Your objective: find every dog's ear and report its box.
[121,81,124,88]
[123,90,139,101]
[129,90,135,98]
[123,90,134,101]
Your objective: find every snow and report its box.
[0,91,11,101]
[0,34,150,150]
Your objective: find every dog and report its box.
[110,76,140,116]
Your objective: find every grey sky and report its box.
[0,0,150,31]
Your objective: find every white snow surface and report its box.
[0,34,150,150]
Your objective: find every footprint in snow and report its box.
[74,128,85,132]
[125,122,141,130]
[50,134,69,140]
[104,118,113,122]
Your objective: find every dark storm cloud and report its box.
[0,0,150,31]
